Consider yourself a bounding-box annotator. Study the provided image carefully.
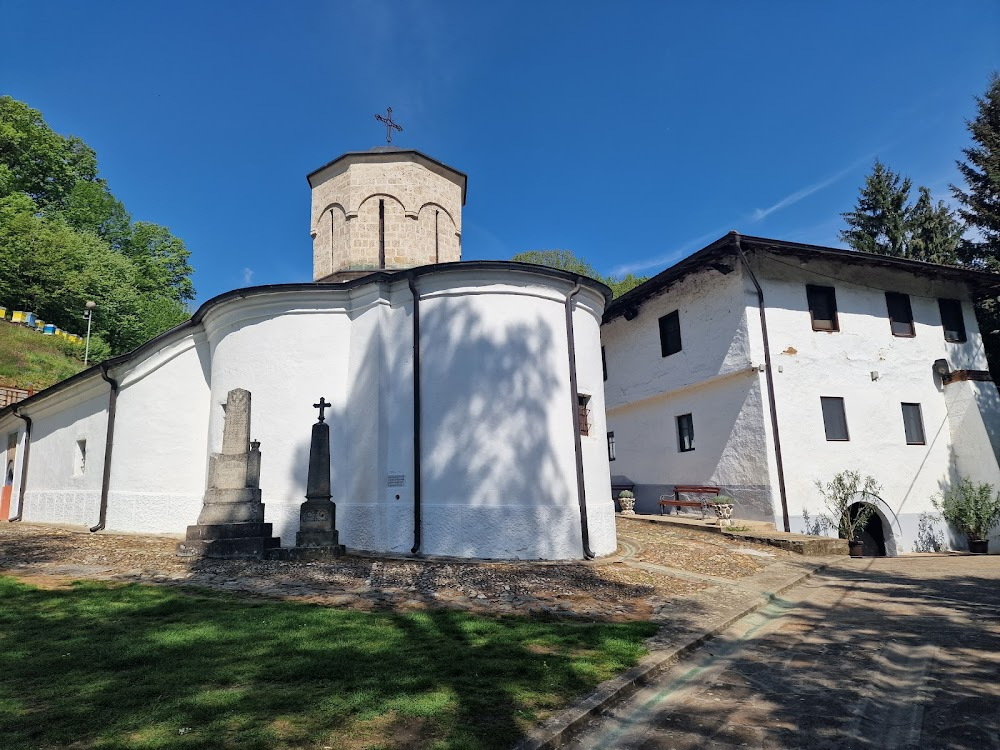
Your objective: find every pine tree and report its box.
[952,73,1000,271]
[908,186,963,265]
[840,159,912,257]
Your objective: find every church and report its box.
[0,145,618,560]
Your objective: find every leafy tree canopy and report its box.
[0,96,195,358]
[510,249,648,298]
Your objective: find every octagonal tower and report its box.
[307,147,467,282]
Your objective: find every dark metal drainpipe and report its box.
[90,363,119,532]
[732,234,791,532]
[9,406,31,522]
[407,273,423,554]
[566,281,595,559]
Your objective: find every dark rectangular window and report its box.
[602,346,607,382]
[939,299,967,343]
[659,310,682,357]
[886,292,915,337]
[577,394,590,436]
[820,397,849,441]
[807,285,839,332]
[901,403,926,445]
[677,413,694,452]
[607,431,616,461]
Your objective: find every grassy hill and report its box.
[0,320,86,391]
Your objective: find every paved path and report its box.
[568,556,1000,749]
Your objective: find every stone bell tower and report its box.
[307,148,467,282]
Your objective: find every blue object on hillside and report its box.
[42,323,56,335]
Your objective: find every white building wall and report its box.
[107,335,212,533]
[1,266,611,560]
[202,290,356,542]
[18,381,110,527]
[603,266,774,518]
[754,252,1000,552]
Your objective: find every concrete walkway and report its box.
[563,556,1000,749]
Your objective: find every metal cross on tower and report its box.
[374,107,403,144]
[313,397,331,423]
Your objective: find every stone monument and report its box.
[269,397,345,560]
[177,388,281,558]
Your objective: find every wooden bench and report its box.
[659,485,722,518]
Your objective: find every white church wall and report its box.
[106,333,212,533]
[201,290,355,544]
[414,269,612,559]
[573,292,617,557]
[754,253,1000,552]
[336,289,402,553]
[18,377,111,528]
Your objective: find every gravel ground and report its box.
[620,521,793,579]
[0,517,783,621]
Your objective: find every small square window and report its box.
[820,397,849,441]
[577,394,591,436]
[938,299,967,343]
[886,292,915,337]
[607,431,616,461]
[659,310,682,357]
[807,285,839,332]
[677,413,694,452]
[901,403,926,445]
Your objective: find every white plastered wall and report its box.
[754,252,1000,552]
[17,379,110,527]
[106,333,212,533]
[602,265,774,518]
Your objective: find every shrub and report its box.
[815,470,882,542]
[56,333,111,364]
[933,478,1000,542]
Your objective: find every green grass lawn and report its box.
[0,576,658,750]
[0,320,84,390]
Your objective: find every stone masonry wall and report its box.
[311,156,463,280]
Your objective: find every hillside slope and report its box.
[0,321,85,391]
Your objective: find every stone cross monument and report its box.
[177,388,281,558]
[269,397,345,560]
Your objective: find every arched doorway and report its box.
[847,501,887,557]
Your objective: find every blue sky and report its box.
[2,1,998,306]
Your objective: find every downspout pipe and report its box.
[732,233,791,532]
[566,281,595,559]
[90,363,119,533]
[9,406,31,522]
[407,273,423,554]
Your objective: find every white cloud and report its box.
[750,153,873,223]
[609,224,735,277]
[242,267,254,285]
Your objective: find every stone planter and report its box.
[969,538,989,554]
[713,503,734,527]
[848,540,865,558]
[619,496,636,515]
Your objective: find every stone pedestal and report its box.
[268,404,344,560]
[177,389,281,558]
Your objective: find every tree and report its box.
[0,96,196,357]
[123,221,195,303]
[841,160,965,265]
[908,186,963,265]
[840,159,912,257]
[952,73,1000,270]
[0,96,98,210]
[510,249,649,299]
